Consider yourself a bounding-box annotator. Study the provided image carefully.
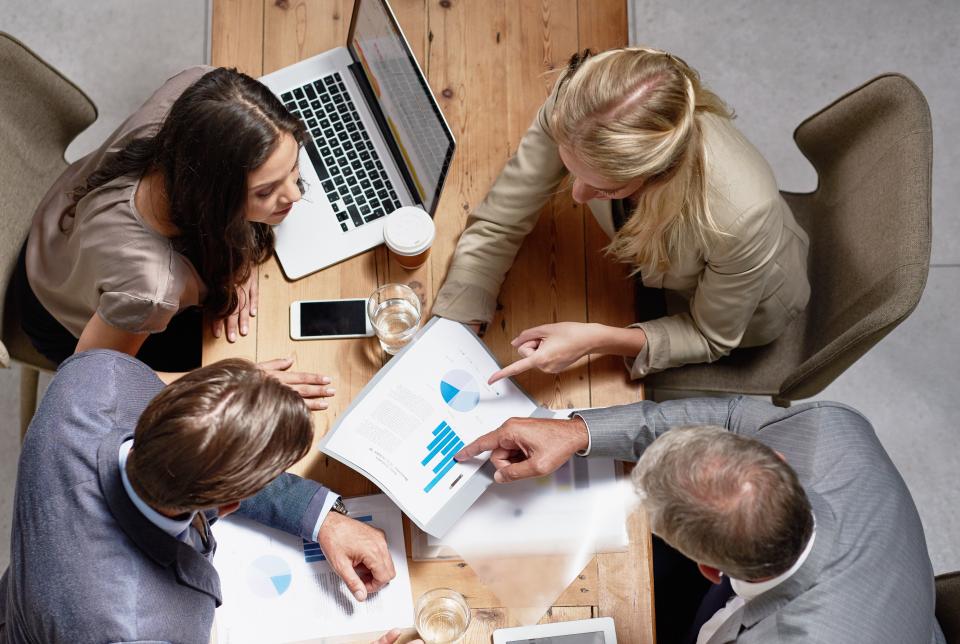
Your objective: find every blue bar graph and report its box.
[422,420,463,493]
[302,514,373,563]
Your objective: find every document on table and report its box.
[412,454,630,560]
[319,317,545,537]
[212,494,413,644]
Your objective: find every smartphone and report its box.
[290,299,374,340]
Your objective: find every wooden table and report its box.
[206,1,654,642]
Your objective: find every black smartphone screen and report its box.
[299,300,367,337]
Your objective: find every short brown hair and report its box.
[632,426,814,581]
[127,359,313,511]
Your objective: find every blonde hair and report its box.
[551,47,732,274]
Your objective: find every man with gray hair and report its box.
[455,397,945,644]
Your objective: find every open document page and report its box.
[212,494,412,644]
[320,318,540,537]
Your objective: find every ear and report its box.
[697,563,723,585]
[217,501,241,518]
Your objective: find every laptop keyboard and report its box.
[281,72,401,233]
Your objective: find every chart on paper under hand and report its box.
[321,318,538,530]
[212,494,412,644]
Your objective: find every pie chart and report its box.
[440,369,481,412]
[246,555,293,598]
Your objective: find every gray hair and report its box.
[632,426,813,581]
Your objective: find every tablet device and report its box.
[492,617,617,644]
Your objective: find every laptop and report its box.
[259,0,456,279]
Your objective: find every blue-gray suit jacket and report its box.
[577,397,945,644]
[0,351,333,643]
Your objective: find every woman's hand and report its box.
[258,357,335,411]
[371,629,422,644]
[488,322,603,383]
[212,265,259,342]
[487,322,648,384]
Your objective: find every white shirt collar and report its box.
[730,519,817,601]
[118,439,195,540]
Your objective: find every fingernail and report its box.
[494,471,504,483]
[354,589,367,601]
[326,387,336,395]
[213,329,220,338]
[318,402,329,410]
[228,332,236,342]
[251,307,257,316]
[321,376,332,384]
[241,325,248,334]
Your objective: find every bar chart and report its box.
[422,420,464,493]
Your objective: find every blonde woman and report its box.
[433,48,810,382]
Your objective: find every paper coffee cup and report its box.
[383,206,435,269]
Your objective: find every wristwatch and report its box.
[331,496,348,516]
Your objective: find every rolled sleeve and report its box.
[431,277,500,324]
[97,292,179,334]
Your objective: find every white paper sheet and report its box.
[212,495,413,644]
[321,319,538,529]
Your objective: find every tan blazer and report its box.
[433,89,810,377]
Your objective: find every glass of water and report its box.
[415,588,471,644]
[367,283,422,355]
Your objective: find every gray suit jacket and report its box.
[0,350,333,643]
[577,397,945,644]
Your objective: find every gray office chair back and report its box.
[0,32,95,368]
[646,74,932,402]
[937,571,960,643]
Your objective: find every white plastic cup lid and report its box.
[383,206,435,256]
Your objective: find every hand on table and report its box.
[318,511,396,602]
[212,265,259,342]
[454,416,589,483]
[371,629,423,644]
[488,322,604,384]
[257,357,334,411]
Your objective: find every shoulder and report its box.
[116,65,215,141]
[40,350,163,432]
[699,113,783,231]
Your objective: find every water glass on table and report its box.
[415,588,471,644]
[367,283,422,355]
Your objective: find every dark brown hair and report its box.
[64,67,306,318]
[126,358,313,511]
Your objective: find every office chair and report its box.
[644,74,933,405]
[0,32,97,437]
[937,571,960,643]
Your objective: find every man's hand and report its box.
[371,629,423,644]
[318,512,396,601]
[454,417,590,482]
[258,357,335,411]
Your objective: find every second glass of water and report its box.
[415,588,471,644]
[367,283,422,355]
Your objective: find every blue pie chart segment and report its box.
[440,369,481,412]
[247,555,293,598]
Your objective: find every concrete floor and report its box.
[2,0,958,582]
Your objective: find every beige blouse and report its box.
[433,85,811,378]
[26,66,212,338]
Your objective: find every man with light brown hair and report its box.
[455,397,945,644]
[0,350,394,644]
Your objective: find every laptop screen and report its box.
[349,0,455,215]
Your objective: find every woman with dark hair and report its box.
[15,66,333,408]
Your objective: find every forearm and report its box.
[587,324,648,358]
